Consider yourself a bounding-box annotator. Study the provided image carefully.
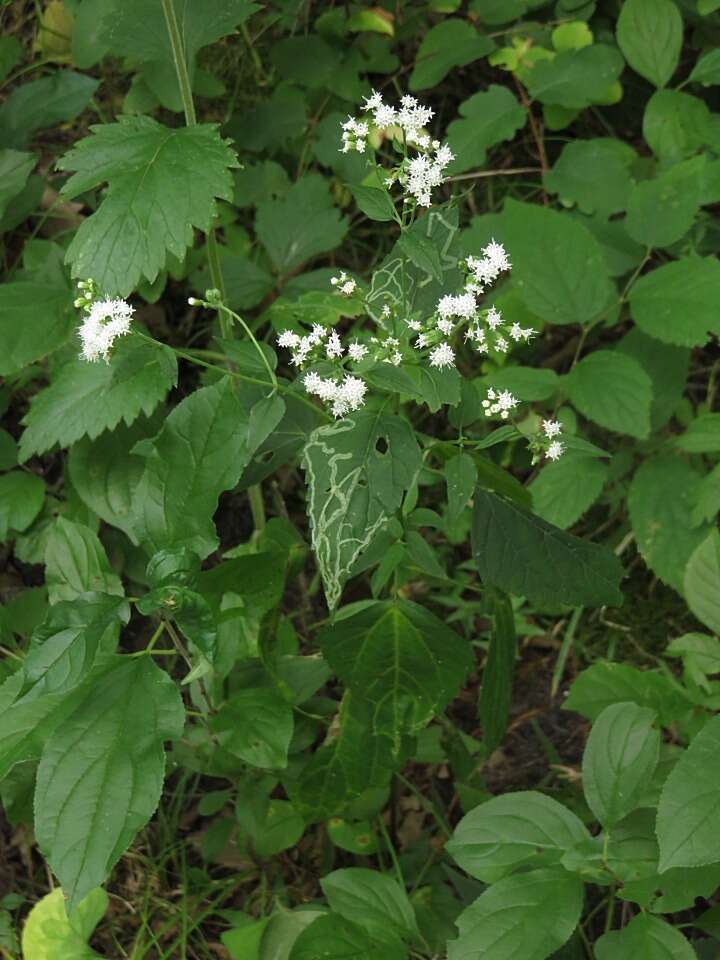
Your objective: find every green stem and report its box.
[219,304,278,391]
[248,484,266,531]
[206,230,227,306]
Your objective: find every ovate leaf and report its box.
[321,868,419,945]
[472,488,623,607]
[565,350,652,439]
[59,116,238,296]
[21,887,108,960]
[409,19,494,90]
[657,715,720,871]
[211,685,293,769]
[684,530,720,635]
[290,914,404,960]
[525,45,624,109]
[0,149,36,219]
[582,703,660,828]
[446,85,526,174]
[445,451,477,525]
[44,518,123,603]
[446,791,590,883]
[616,0,682,88]
[625,157,704,248]
[34,656,184,909]
[448,868,584,960]
[564,662,691,726]
[19,334,177,459]
[0,471,45,539]
[595,914,695,960]
[628,258,720,347]
[0,71,98,149]
[544,138,636,217]
[530,456,607,530]
[0,282,72,376]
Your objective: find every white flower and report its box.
[429,342,455,369]
[546,440,565,461]
[382,304,391,318]
[483,239,511,274]
[482,388,518,419]
[374,103,398,128]
[543,419,563,438]
[303,371,324,394]
[510,322,535,342]
[362,90,384,112]
[486,306,503,331]
[309,323,327,345]
[415,334,429,349]
[495,336,509,353]
[340,279,357,296]
[341,117,369,153]
[78,297,134,362]
[331,375,367,418]
[326,330,344,358]
[278,330,300,348]
[391,350,402,366]
[437,318,454,336]
[348,341,368,362]
[405,319,422,332]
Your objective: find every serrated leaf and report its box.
[643,90,711,162]
[446,85,525,174]
[530,456,607,530]
[565,350,652,439]
[45,517,123,603]
[319,599,471,747]
[676,413,720,453]
[321,867,419,945]
[34,656,184,909]
[629,258,720,347]
[504,199,615,326]
[409,19,494,90]
[211,685,293,769]
[472,488,623,607]
[0,71,98,149]
[595,914,695,960]
[352,183,398,222]
[628,457,709,593]
[446,791,591,883]
[0,471,46,539]
[448,867,584,960]
[302,409,421,610]
[131,377,258,559]
[684,530,720,635]
[582,703,660,828]
[59,116,238,296]
[657,715,720,871]
[616,0,682,88]
[625,157,704,248]
[526,45,624,108]
[564,662,691,725]
[0,282,72,376]
[19,334,177,460]
[544,138,636,217]
[617,328,689,430]
[21,886,107,960]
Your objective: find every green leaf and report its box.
[565,350,652,438]
[504,199,615,326]
[530,457,607,530]
[0,282,72,376]
[643,90,711,162]
[352,184,398,222]
[21,886,108,960]
[446,452,477,525]
[409,19,494,90]
[211,685,293,769]
[0,71,98,149]
[544,138,636,217]
[321,868,419,945]
[676,413,720,453]
[34,656,184,909]
[484,366,559,402]
[319,599,471,747]
[472,488,623,607]
[257,909,326,960]
[59,116,238,297]
[628,457,709,592]
[689,48,720,85]
[447,791,590,883]
[347,9,395,36]
[582,703,659,828]
[684,530,720,635]
[629,258,720,347]
[131,377,258,559]
[256,173,347,274]
[0,471,45,539]
[526,45,624,108]
[616,0,682,88]
[289,914,405,960]
[479,589,518,753]
[657,715,720,871]
[595,914,695,960]
[448,867,584,960]
[0,149,35,218]
[625,157,704,248]
[45,518,123,603]
[19,335,177,460]
[398,230,443,281]
[617,328,689,430]
[564,662,691,725]
[446,85,526,174]
[302,410,421,610]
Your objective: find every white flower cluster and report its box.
[482,388,519,420]
[303,372,367,419]
[540,419,565,461]
[330,271,357,296]
[341,90,454,208]
[75,281,134,362]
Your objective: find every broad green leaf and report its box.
[0,429,17,470]
[689,48,720,85]
[657,715,720,870]
[258,908,328,960]
[472,488,623,607]
[484,366,559,402]
[289,914,405,960]
[0,36,21,83]
[446,85,526,174]
[504,199,615,326]
[319,599,471,746]
[447,791,590,883]
[625,157,704,248]
[211,685,293,769]
[347,9,395,35]
[448,867,584,960]
[692,463,720,526]
[352,184,398,222]
[269,35,341,89]
[650,862,720,913]
[629,258,720,347]
[222,917,269,960]
[409,19,494,90]
[667,633,720,685]
[237,798,304,857]
[321,868,419,945]
[595,914,695,960]
[19,335,177,460]
[565,350,652,439]
[446,452,477,525]
[684,530,720,635]
[643,90,711,162]
[616,0,682,88]
[45,518,123,604]
[676,413,720,453]
[21,887,108,960]
[34,656,184,910]
[302,409,421,610]
[0,282,72,376]
[0,71,98,149]
[131,377,259,559]
[628,457,709,592]
[617,328,689,430]
[564,662,691,725]
[479,589,517,753]
[59,116,238,296]
[582,703,659,828]
[530,456,607,530]
[0,471,45,539]
[398,230,443,281]
[256,173,347,274]
[226,86,307,154]
[526,45,624,108]
[0,149,35,218]
[544,138,636,217]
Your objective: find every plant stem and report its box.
[248,484,266,531]
[219,304,278,391]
